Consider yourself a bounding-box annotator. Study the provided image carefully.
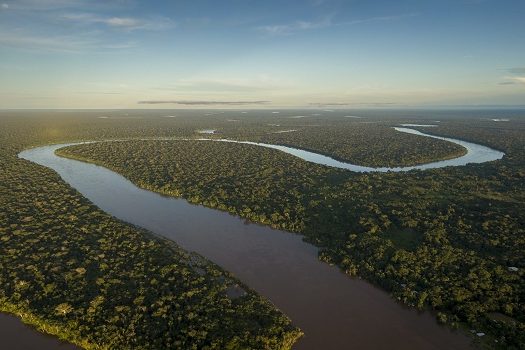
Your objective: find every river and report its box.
[13,127,501,349]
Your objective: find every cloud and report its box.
[138,100,271,106]
[76,91,122,95]
[0,33,93,52]
[258,13,418,36]
[0,32,135,52]
[3,0,136,12]
[0,3,167,53]
[507,67,525,75]
[4,0,88,11]
[499,72,525,85]
[1,3,8,9]
[498,68,525,85]
[343,13,418,25]
[106,17,141,27]
[310,102,397,107]
[309,102,352,106]
[508,76,525,84]
[62,13,175,31]
[258,16,332,35]
[156,76,292,93]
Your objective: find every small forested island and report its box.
[0,110,524,349]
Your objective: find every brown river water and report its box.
[10,142,474,349]
[0,313,76,350]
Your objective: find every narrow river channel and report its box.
[206,126,504,172]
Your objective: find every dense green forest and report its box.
[0,113,302,349]
[56,111,524,349]
[1,109,524,349]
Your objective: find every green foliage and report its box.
[0,113,302,349]
[57,115,525,349]
[58,140,323,233]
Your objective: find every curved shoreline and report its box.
[47,127,504,174]
[246,139,468,169]
[205,127,503,172]
[0,311,79,350]
[10,127,501,349]
[18,142,473,350]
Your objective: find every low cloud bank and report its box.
[138,100,271,105]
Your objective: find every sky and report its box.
[0,0,524,109]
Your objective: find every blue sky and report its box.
[0,0,524,108]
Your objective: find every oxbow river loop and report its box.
[203,127,504,172]
[14,127,503,349]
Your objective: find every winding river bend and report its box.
[14,128,504,349]
[208,127,504,172]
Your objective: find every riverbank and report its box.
[47,125,522,348]
[28,141,474,349]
